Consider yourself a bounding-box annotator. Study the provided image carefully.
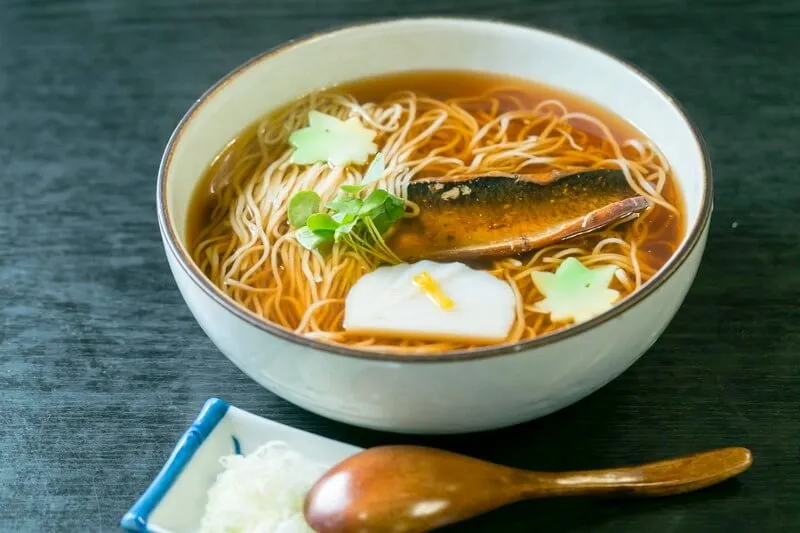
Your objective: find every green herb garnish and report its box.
[361,152,385,185]
[294,226,329,250]
[340,184,366,194]
[287,190,320,228]
[287,153,404,264]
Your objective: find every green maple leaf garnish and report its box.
[288,111,377,166]
[531,257,620,324]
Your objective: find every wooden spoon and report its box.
[304,445,752,533]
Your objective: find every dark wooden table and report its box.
[1,1,798,531]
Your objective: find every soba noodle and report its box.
[190,77,681,354]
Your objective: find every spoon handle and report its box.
[523,447,752,498]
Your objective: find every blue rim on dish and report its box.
[120,398,231,532]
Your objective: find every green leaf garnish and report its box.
[287,191,320,228]
[306,213,339,234]
[335,151,387,194]
[326,195,362,215]
[360,189,390,215]
[331,211,355,224]
[295,226,331,250]
[370,211,393,235]
[288,111,377,167]
[288,153,406,264]
[361,152,385,186]
[531,257,620,324]
[334,219,358,242]
[384,194,405,220]
[340,184,365,194]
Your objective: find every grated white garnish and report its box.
[200,441,326,533]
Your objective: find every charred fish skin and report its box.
[391,169,649,261]
[408,169,634,207]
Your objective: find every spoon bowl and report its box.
[304,445,752,533]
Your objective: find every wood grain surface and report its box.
[1,0,798,531]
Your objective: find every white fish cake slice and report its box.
[344,260,516,344]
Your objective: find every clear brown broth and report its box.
[188,69,684,297]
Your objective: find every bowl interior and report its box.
[163,19,706,248]
[160,19,709,362]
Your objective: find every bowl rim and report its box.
[157,16,713,364]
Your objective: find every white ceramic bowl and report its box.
[158,18,712,434]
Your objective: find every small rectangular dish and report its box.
[121,398,361,533]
